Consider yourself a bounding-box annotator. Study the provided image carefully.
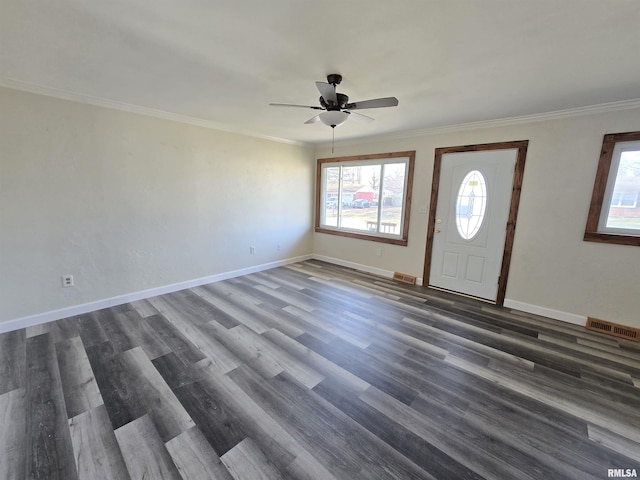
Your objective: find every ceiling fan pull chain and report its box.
[332,127,335,154]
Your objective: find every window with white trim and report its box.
[585,132,640,246]
[315,151,415,246]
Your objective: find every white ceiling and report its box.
[2,0,640,145]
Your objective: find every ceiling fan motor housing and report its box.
[320,93,349,110]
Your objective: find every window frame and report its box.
[584,131,640,246]
[315,151,415,246]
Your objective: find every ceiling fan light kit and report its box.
[270,74,399,150]
[319,110,349,128]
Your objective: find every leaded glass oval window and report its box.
[456,170,487,240]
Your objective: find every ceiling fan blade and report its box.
[269,103,324,110]
[304,114,321,124]
[315,82,337,104]
[348,111,375,123]
[346,97,399,110]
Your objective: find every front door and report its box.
[424,141,528,304]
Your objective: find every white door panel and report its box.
[429,149,517,301]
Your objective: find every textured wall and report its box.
[0,87,315,322]
[3,85,639,330]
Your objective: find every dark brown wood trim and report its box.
[423,140,529,306]
[433,141,527,155]
[422,150,442,289]
[496,141,528,305]
[583,231,640,246]
[400,152,416,242]
[315,151,415,245]
[317,150,417,165]
[314,227,409,246]
[584,131,640,246]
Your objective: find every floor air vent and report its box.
[392,272,417,285]
[586,317,640,342]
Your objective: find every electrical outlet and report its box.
[376,248,382,256]
[250,246,256,254]
[62,275,74,288]
[277,244,281,251]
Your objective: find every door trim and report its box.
[423,140,529,305]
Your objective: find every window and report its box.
[315,151,415,245]
[455,170,487,240]
[584,131,640,246]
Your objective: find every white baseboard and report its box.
[0,254,313,334]
[311,254,424,285]
[309,258,584,326]
[2,254,585,334]
[503,299,587,326]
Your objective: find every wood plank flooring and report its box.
[1,260,639,479]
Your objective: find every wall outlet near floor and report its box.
[376,248,382,256]
[62,274,74,288]
[250,246,256,254]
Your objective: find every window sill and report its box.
[583,231,640,246]
[315,226,408,246]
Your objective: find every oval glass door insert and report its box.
[456,170,487,240]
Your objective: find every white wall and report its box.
[0,87,315,325]
[313,108,640,329]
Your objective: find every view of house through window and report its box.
[316,152,415,245]
[323,163,405,233]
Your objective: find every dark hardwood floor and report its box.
[1,260,639,479]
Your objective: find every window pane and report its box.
[611,192,622,206]
[456,170,487,240]
[605,150,640,231]
[378,163,406,235]
[340,165,381,232]
[323,166,340,227]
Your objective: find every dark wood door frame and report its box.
[423,140,529,305]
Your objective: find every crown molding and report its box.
[325,97,640,148]
[0,77,309,147]
[4,76,640,150]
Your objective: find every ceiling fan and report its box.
[270,74,399,129]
